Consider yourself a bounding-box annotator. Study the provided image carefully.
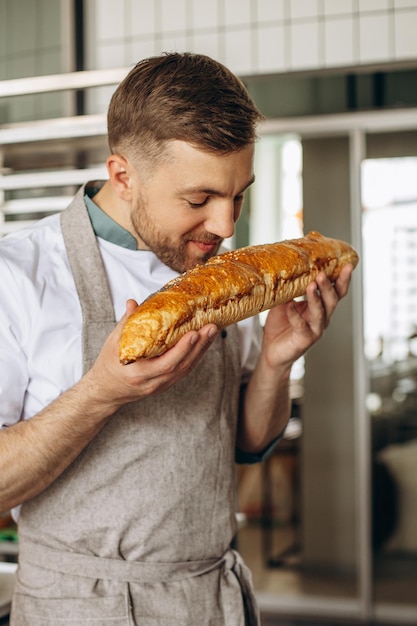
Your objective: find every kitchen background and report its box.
[1,1,417,624]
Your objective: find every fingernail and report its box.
[208,327,218,340]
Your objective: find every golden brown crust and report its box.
[119,231,359,363]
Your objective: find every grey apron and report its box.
[11,185,260,625]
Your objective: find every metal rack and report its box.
[0,67,130,236]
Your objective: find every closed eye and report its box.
[188,197,209,208]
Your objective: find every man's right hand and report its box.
[85,299,219,414]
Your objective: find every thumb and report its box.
[125,298,139,317]
[115,299,139,334]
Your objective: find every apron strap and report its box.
[20,540,221,584]
[19,542,260,625]
[60,185,116,372]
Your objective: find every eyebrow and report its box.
[181,174,256,198]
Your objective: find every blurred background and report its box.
[1,1,417,624]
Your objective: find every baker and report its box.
[0,52,353,625]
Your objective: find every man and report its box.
[0,53,353,625]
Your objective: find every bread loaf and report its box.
[119,231,359,363]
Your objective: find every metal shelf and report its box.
[0,68,120,235]
[0,114,107,145]
[0,167,107,191]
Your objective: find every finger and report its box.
[170,324,219,370]
[312,266,353,327]
[125,298,139,316]
[286,299,310,328]
[144,324,219,378]
[315,273,339,312]
[115,299,139,328]
[302,279,328,331]
[112,299,140,343]
[333,264,353,299]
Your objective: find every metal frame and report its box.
[257,108,417,624]
[0,67,129,98]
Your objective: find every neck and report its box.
[92,180,141,247]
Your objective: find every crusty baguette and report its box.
[119,231,359,363]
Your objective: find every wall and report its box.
[85,0,417,77]
[0,0,74,122]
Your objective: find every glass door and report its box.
[237,112,417,624]
[362,156,417,619]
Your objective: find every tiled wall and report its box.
[0,0,72,122]
[86,0,417,76]
[0,0,69,81]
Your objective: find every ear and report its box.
[106,154,133,201]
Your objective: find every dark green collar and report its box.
[84,192,137,250]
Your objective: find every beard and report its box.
[130,196,223,274]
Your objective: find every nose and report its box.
[204,201,236,239]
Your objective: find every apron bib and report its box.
[11,185,260,625]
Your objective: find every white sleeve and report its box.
[0,257,29,427]
[237,314,262,384]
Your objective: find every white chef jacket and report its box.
[0,202,262,429]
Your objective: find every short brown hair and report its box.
[107,52,264,162]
